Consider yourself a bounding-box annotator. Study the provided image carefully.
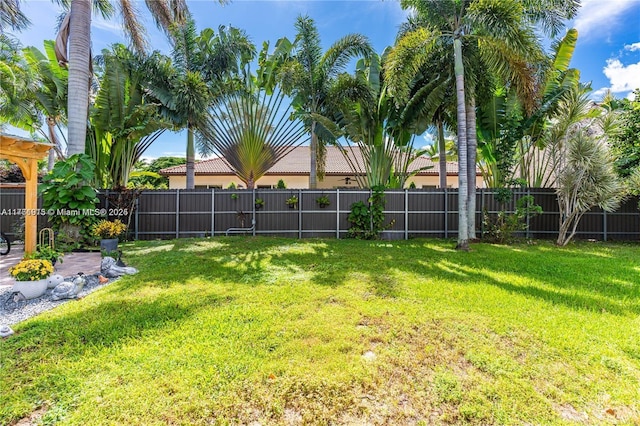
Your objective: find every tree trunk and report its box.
[186,126,195,189]
[466,97,477,240]
[46,117,59,170]
[454,38,469,250]
[437,119,447,189]
[309,121,318,189]
[66,0,92,156]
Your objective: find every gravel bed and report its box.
[0,274,118,326]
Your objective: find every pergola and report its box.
[0,134,54,253]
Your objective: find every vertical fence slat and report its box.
[298,188,302,239]
[211,189,215,237]
[404,189,409,240]
[444,188,449,239]
[175,190,180,239]
[336,188,340,239]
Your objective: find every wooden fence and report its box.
[1,188,638,241]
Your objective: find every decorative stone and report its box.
[47,274,65,289]
[101,257,138,278]
[51,273,86,301]
[0,325,14,338]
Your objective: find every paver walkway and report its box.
[0,245,102,288]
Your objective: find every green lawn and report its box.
[1,238,640,425]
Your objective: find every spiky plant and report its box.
[199,85,309,189]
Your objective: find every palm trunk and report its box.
[46,117,59,170]
[66,0,92,156]
[309,121,318,189]
[454,38,469,250]
[437,119,447,189]
[186,126,195,189]
[466,96,477,240]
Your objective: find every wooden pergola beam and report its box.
[0,134,54,254]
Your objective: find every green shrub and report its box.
[39,154,99,245]
[347,186,393,239]
[483,195,542,244]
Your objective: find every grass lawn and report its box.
[1,237,639,425]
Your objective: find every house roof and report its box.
[159,146,472,176]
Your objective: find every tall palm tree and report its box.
[54,0,198,156]
[279,15,373,189]
[387,0,578,250]
[144,20,255,189]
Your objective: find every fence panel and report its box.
[1,187,638,242]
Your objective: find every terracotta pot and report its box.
[12,279,48,299]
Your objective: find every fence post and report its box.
[404,189,409,240]
[480,188,484,239]
[175,189,180,239]
[211,189,215,237]
[603,209,607,241]
[526,187,531,239]
[298,188,302,239]
[336,189,340,239]
[253,189,257,237]
[104,189,109,218]
[135,196,139,240]
[444,188,448,239]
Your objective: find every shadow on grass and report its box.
[13,288,232,351]
[123,237,640,316]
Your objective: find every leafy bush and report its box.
[276,179,287,189]
[24,245,64,265]
[483,195,542,244]
[347,186,393,239]
[39,154,99,244]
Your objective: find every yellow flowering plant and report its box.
[9,259,54,281]
[92,219,127,239]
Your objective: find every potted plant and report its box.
[25,244,64,266]
[316,195,330,208]
[9,258,54,299]
[286,195,298,209]
[92,219,127,252]
[255,198,264,210]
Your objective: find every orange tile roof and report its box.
[159,146,472,176]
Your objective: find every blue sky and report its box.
[11,0,640,159]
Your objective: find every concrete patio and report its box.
[0,245,102,288]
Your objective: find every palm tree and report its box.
[0,0,30,31]
[316,51,445,189]
[54,0,199,156]
[144,20,255,189]
[0,34,38,133]
[387,0,578,249]
[279,15,373,189]
[22,41,69,169]
[90,44,168,188]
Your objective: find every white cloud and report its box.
[625,42,640,51]
[603,58,640,92]
[573,0,637,40]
